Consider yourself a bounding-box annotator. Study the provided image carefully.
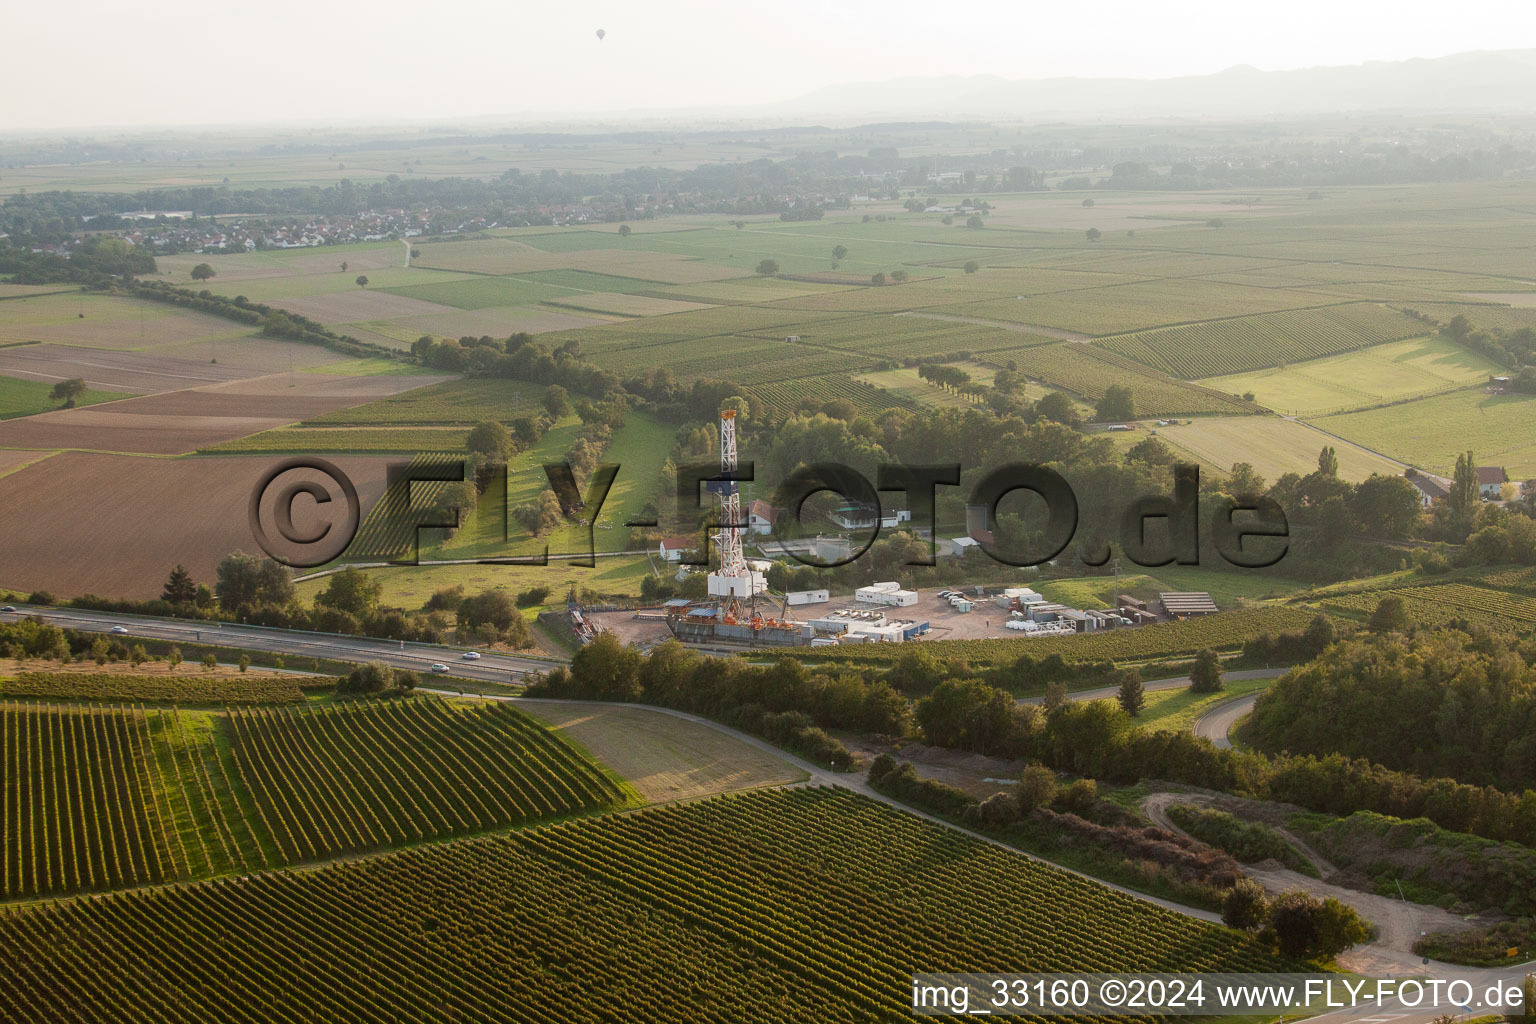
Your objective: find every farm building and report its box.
[747,499,779,535]
[657,536,695,563]
[1407,473,1450,507]
[948,536,980,558]
[1159,592,1218,618]
[827,502,912,531]
[1477,466,1508,499]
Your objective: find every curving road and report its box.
[1021,667,1289,706]
[0,604,559,683]
[1193,692,1261,749]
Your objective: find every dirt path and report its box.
[1021,667,1288,707]
[1140,792,1476,972]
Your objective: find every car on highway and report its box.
[0,605,15,613]
[461,651,481,660]
[430,663,450,674]
[110,625,129,635]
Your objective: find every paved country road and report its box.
[0,605,559,682]
[1194,692,1262,748]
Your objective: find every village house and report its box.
[1477,466,1509,500]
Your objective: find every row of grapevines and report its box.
[1097,304,1423,379]
[0,673,319,705]
[0,788,1289,1022]
[1,704,177,897]
[1005,343,1259,415]
[743,373,919,416]
[1323,583,1536,632]
[223,700,626,863]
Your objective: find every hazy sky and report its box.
[5,0,1535,132]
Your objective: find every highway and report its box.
[0,604,559,683]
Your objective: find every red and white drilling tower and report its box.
[706,408,766,608]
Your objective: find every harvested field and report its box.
[0,371,442,455]
[0,306,251,351]
[413,238,742,283]
[0,343,271,394]
[271,290,459,324]
[516,702,807,804]
[0,453,393,599]
[0,449,54,478]
[383,305,613,338]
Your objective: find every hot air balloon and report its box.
[596,28,606,40]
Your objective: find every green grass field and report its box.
[1312,387,1536,477]
[1151,415,1406,482]
[1135,676,1277,733]
[297,555,654,609]
[0,375,132,419]
[1199,335,1503,416]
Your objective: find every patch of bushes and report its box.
[1168,803,1318,875]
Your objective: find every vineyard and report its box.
[784,606,1322,667]
[589,334,880,383]
[1321,583,1536,633]
[742,373,919,416]
[0,672,321,705]
[0,699,625,898]
[0,788,1289,1023]
[1095,304,1426,379]
[997,343,1260,416]
[345,452,468,559]
[223,700,627,863]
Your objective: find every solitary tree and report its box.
[161,564,198,604]
[1085,227,1102,242]
[1450,450,1479,518]
[190,263,216,281]
[1317,445,1340,477]
[890,269,909,283]
[465,420,515,465]
[50,378,87,408]
[202,654,218,672]
[340,261,348,272]
[1268,891,1372,959]
[1116,669,1145,717]
[355,275,369,288]
[754,259,779,276]
[832,244,848,261]
[1189,648,1224,694]
[617,224,631,238]
[1015,763,1058,814]
[1082,198,1096,207]
[966,214,984,229]
[871,272,887,286]
[238,653,250,673]
[1368,594,1410,633]
[1094,384,1135,422]
[167,647,183,672]
[963,260,979,274]
[1222,878,1270,931]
